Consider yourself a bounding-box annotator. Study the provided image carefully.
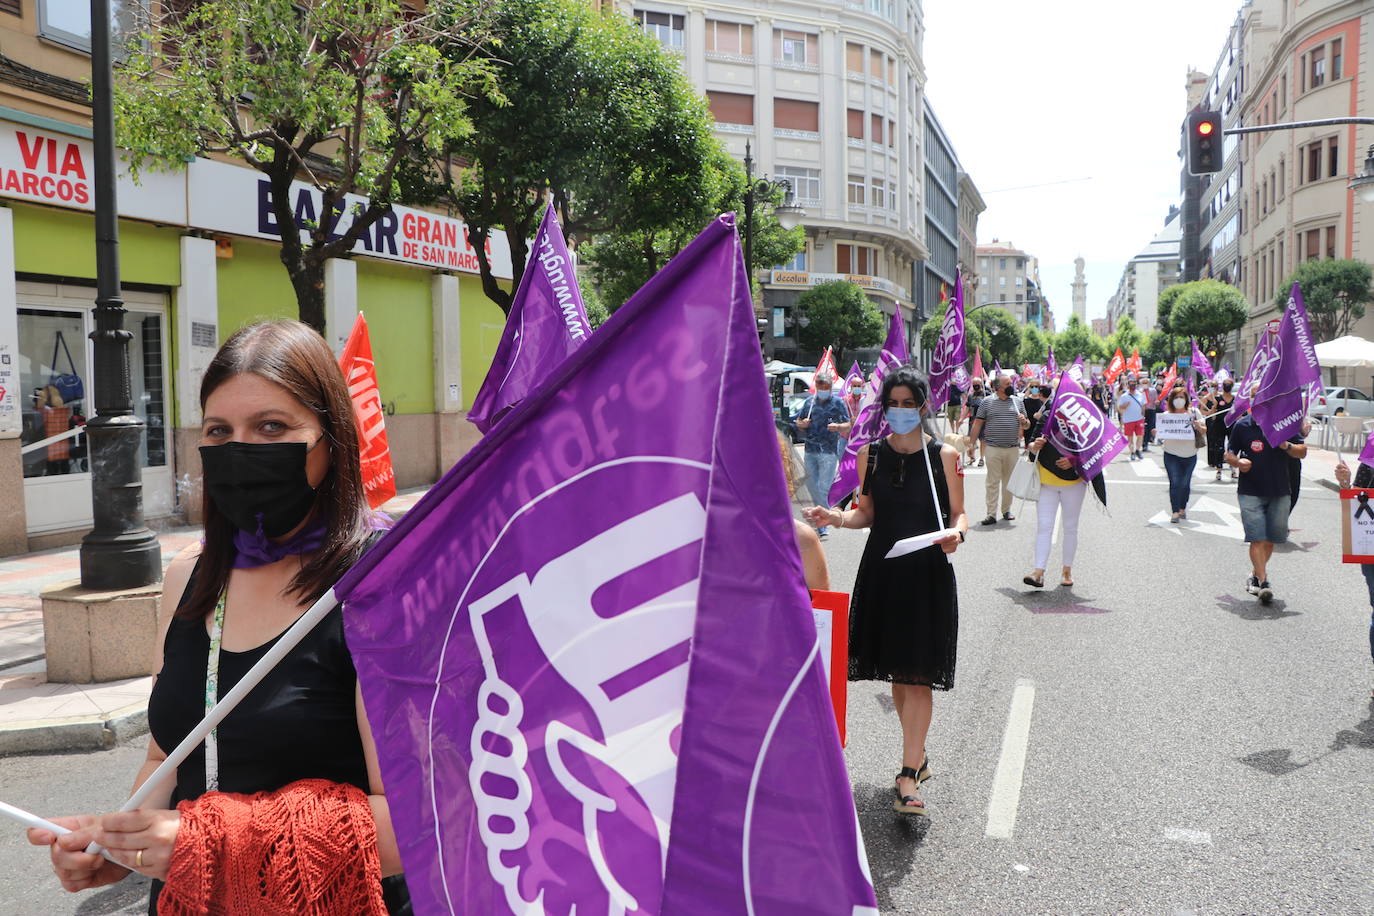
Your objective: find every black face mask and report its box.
[200,441,319,537]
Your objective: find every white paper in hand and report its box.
[884,527,961,559]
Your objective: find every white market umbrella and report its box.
[1313,335,1374,368]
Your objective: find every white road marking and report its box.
[1161,827,1213,845]
[1130,455,1165,477]
[985,679,1036,840]
[1146,495,1246,540]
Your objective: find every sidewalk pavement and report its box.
[0,486,431,756]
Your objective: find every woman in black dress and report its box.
[1200,379,1236,480]
[805,367,966,818]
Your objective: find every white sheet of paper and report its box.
[885,527,961,559]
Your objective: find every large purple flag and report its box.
[1251,282,1323,445]
[828,308,909,505]
[1045,367,1126,480]
[1227,333,1274,424]
[335,216,877,916]
[468,203,590,433]
[1190,339,1215,380]
[928,268,966,410]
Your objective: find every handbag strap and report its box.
[51,332,76,375]
[920,438,945,530]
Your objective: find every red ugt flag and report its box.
[338,312,397,509]
[1104,347,1126,384]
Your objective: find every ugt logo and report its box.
[1053,392,1102,450]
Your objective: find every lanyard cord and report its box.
[204,591,226,793]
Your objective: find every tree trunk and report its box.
[285,251,327,333]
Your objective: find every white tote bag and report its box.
[1007,451,1040,501]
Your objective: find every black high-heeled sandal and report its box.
[893,766,926,815]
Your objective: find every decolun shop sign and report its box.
[0,119,511,279]
[188,157,512,278]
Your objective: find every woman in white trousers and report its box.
[1021,417,1107,589]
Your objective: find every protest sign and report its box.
[1341,488,1374,562]
[1155,412,1195,441]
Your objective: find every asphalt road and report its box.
[1,446,1371,915]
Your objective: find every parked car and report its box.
[1309,386,1374,420]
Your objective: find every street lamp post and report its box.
[80,0,161,590]
[741,140,805,280]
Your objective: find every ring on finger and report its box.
[135,848,144,869]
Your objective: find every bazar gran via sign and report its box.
[0,120,512,279]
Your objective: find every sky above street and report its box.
[924,0,1246,323]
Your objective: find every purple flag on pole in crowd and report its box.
[1066,355,1086,386]
[334,216,877,916]
[846,360,864,388]
[1251,282,1323,445]
[993,358,1003,378]
[1359,426,1374,466]
[1190,339,1214,380]
[1046,345,1057,380]
[1045,367,1126,480]
[928,268,966,410]
[468,203,590,433]
[828,308,910,505]
[952,364,972,392]
[1227,333,1274,424]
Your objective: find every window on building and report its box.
[635,10,685,48]
[1326,225,1337,259]
[1281,72,1287,109]
[776,29,817,65]
[848,175,866,205]
[888,180,897,210]
[1329,137,1339,178]
[774,98,819,133]
[778,248,807,272]
[1000,294,1007,302]
[776,166,820,202]
[706,91,754,125]
[869,49,884,81]
[37,0,146,55]
[1278,157,1285,197]
[705,20,753,56]
[1310,46,1325,88]
[870,113,884,144]
[1306,228,1320,261]
[1015,276,1024,287]
[846,109,864,139]
[836,243,874,275]
[981,295,988,305]
[1308,142,1321,182]
[999,276,1006,287]
[846,42,864,74]
[999,258,1006,269]
[887,118,896,148]
[886,55,896,86]
[979,257,988,270]
[1333,38,1343,80]
[870,180,886,210]
[1016,258,1025,268]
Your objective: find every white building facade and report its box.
[622,0,928,361]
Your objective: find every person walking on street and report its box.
[1142,380,1160,453]
[792,372,851,539]
[1116,378,1148,460]
[963,380,987,467]
[1333,458,1374,697]
[803,366,966,818]
[1160,387,1206,522]
[1225,406,1307,604]
[970,375,1029,526]
[1022,413,1106,589]
[1021,385,1046,448]
[1201,379,1236,481]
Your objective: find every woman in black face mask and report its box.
[30,321,410,913]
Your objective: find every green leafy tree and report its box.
[1156,284,1186,336]
[1276,258,1373,341]
[1017,325,1048,365]
[1170,279,1249,358]
[969,307,1021,367]
[1053,314,1106,363]
[579,274,610,330]
[580,147,802,311]
[1144,328,1183,370]
[116,0,497,332]
[1105,315,1146,363]
[795,281,885,362]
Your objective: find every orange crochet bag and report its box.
[157,778,386,916]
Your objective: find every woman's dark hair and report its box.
[184,320,373,619]
[880,365,929,407]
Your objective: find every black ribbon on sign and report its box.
[1357,492,1374,520]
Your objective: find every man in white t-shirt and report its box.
[1115,378,1148,461]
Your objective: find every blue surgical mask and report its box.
[886,407,922,435]
[815,390,832,402]
[850,388,863,398]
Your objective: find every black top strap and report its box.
[861,440,880,496]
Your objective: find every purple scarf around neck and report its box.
[232,517,327,569]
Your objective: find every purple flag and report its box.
[828,308,909,505]
[993,358,1003,378]
[1190,339,1214,380]
[1066,355,1086,386]
[468,203,590,433]
[1045,367,1126,480]
[1227,333,1274,424]
[952,365,972,392]
[1251,282,1323,445]
[1046,345,1057,380]
[334,216,876,916]
[1359,426,1374,467]
[845,360,864,388]
[928,268,967,410]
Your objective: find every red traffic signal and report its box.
[1187,111,1223,175]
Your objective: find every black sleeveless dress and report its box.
[848,437,959,689]
[1205,394,1235,467]
[145,564,411,914]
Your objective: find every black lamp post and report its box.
[741,140,805,280]
[79,0,161,590]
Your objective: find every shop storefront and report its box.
[0,113,512,555]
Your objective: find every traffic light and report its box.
[1187,111,1223,175]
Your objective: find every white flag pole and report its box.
[0,800,122,864]
[83,588,341,854]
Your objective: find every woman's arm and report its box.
[793,520,831,591]
[357,683,404,878]
[937,445,966,553]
